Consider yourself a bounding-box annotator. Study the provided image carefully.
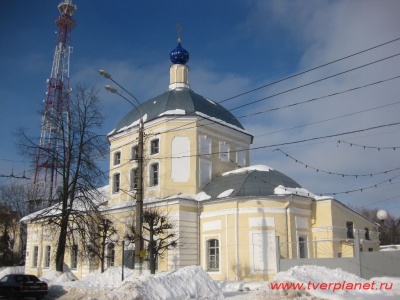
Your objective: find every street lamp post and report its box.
[100,70,144,273]
[110,234,134,281]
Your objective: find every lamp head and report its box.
[110,234,120,243]
[105,85,118,93]
[377,209,388,221]
[99,69,111,79]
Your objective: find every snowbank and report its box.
[0,266,25,278]
[45,265,222,300]
[110,266,223,300]
[251,265,400,300]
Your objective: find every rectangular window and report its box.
[113,173,120,193]
[131,145,139,161]
[219,142,230,162]
[150,163,159,186]
[114,151,121,165]
[346,221,354,239]
[44,245,51,268]
[107,244,115,267]
[150,139,159,155]
[32,246,39,268]
[130,168,138,190]
[199,136,211,156]
[298,237,307,258]
[365,227,370,240]
[71,245,78,269]
[236,147,246,167]
[207,239,219,271]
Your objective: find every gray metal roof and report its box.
[112,89,245,134]
[203,169,302,199]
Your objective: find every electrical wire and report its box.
[219,37,400,103]
[337,140,400,151]
[274,148,400,178]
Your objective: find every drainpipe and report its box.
[285,195,293,258]
[235,200,239,280]
[197,201,200,266]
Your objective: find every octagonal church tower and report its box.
[107,39,253,203]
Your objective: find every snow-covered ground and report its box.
[1,265,399,299]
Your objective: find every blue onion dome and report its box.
[170,42,189,64]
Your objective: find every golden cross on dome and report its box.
[177,23,182,43]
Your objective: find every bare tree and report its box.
[17,84,107,272]
[355,207,400,245]
[86,217,117,273]
[127,207,178,274]
[0,182,37,265]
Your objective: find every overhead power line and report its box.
[275,149,400,178]
[250,121,400,152]
[337,140,400,151]
[220,37,400,103]
[238,75,400,119]
[255,101,400,138]
[229,52,400,112]
[318,174,400,196]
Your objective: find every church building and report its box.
[23,37,379,281]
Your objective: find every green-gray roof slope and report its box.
[112,89,245,134]
[203,168,302,199]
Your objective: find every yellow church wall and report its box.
[200,197,309,281]
[108,116,252,204]
[24,221,91,280]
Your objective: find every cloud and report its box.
[235,0,400,213]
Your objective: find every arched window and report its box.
[207,239,219,271]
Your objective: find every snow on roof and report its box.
[195,111,251,136]
[164,191,211,201]
[217,189,234,198]
[110,113,148,135]
[20,185,109,223]
[222,165,274,176]
[274,184,333,200]
[158,109,185,116]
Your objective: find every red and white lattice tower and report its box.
[34,0,77,204]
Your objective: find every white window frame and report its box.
[107,243,115,267]
[113,151,121,166]
[236,147,246,167]
[149,162,159,186]
[131,145,139,161]
[32,246,39,268]
[71,245,78,270]
[44,245,51,268]
[130,168,138,190]
[199,135,212,157]
[207,239,220,272]
[298,236,308,259]
[219,142,230,162]
[113,173,121,193]
[150,138,160,155]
